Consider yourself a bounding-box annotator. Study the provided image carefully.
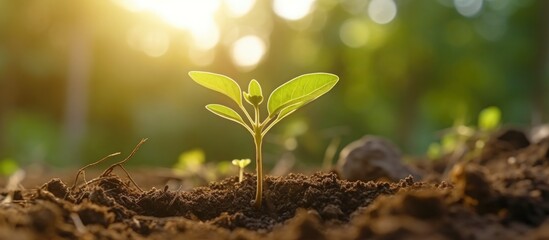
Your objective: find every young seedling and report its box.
[189,71,339,208]
[232,159,251,183]
[428,106,502,160]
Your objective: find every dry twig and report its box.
[71,138,148,192]
[71,152,121,191]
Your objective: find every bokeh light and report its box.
[231,35,267,70]
[189,19,220,50]
[368,0,397,25]
[224,0,256,17]
[339,18,369,48]
[454,0,483,17]
[273,0,316,21]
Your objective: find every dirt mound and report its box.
[1,132,548,239]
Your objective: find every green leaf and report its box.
[267,73,338,117]
[275,90,328,121]
[244,79,263,105]
[248,79,262,97]
[478,106,501,131]
[206,104,245,125]
[240,159,251,167]
[232,159,251,168]
[189,71,242,106]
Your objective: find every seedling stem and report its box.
[189,71,338,209]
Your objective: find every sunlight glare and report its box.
[153,0,220,29]
[224,0,255,17]
[189,18,220,50]
[113,0,149,12]
[114,0,221,50]
[368,0,397,25]
[273,0,316,21]
[231,35,266,70]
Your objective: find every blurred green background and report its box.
[0,0,547,171]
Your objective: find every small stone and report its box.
[336,135,421,181]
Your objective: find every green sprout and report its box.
[173,149,205,176]
[232,158,251,183]
[475,106,501,151]
[427,106,502,160]
[189,71,339,208]
[0,158,19,176]
[478,106,501,132]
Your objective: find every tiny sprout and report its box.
[478,106,501,131]
[0,158,19,176]
[232,159,251,183]
[189,71,338,208]
[426,106,503,160]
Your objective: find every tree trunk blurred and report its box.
[0,25,21,159]
[61,26,91,164]
[0,61,15,158]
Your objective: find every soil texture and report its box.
[1,129,549,239]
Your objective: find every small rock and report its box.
[336,135,421,181]
[496,129,530,150]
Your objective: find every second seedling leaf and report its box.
[206,104,245,125]
[267,73,339,117]
[189,71,243,107]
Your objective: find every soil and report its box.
[1,129,549,240]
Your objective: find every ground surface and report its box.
[1,129,549,239]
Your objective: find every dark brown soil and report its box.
[1,129,549,239]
